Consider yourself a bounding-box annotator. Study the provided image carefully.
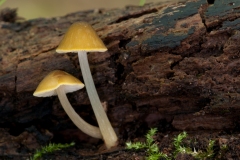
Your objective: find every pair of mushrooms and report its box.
[33,22,118,149]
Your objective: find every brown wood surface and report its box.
[0,0,240,157]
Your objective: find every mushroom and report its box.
[33,70,102,139]
[56,22,118,149]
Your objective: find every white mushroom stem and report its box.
[56,86,102,139]
[78,51,118,149]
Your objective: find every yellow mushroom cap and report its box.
[33,70,84,97]
[56,22,107,53]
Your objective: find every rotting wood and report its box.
[0,0,240,157]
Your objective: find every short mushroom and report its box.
[33,70,102,139]
[56,22,118,149]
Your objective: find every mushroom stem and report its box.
[56,86,102,139]
[78,51,118,149]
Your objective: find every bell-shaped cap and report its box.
[33,70,84,97]
[56,22,107,53]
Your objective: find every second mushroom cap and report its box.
[33,70,84,97]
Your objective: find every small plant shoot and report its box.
[126,128,169,160]
[31,142,75,160]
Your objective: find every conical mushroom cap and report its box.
[33,70,84,97]
[56,22,107,53]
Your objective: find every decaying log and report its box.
[0,0,240,156]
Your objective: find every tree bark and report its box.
[0,0,240,156]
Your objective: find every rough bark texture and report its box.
[0,0,240,158]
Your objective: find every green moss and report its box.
[30,142,75,160]
[126,129,216,160]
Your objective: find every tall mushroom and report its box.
[56,22,118,149]
[33,70,102,139]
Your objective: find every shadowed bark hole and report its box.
[197,98,211,108]
[9,123,30,136]
[119,38,131,49]
[115,63,125,82]
[166,72,174,79]
[207,0,215,4]
[115,8,158,23]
